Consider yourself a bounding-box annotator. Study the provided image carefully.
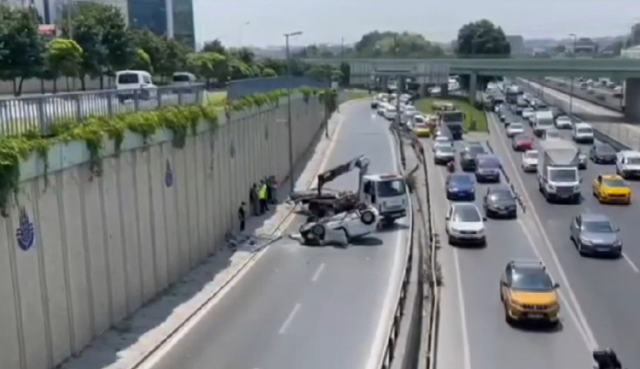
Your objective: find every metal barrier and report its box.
[0,84,205,137]
[227,76,330,100]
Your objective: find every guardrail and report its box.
[0,84,205,137]
[527,77,623,113]
[517,80,634,152]
[372,125,415,369]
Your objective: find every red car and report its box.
[512,134,534,151]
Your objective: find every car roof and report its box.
[601,174,623,180]
[574,122,591,128]
[508,259,547,272]
[580,213,610,222]
[451,202,478,211]
[488,185,512,193]
[477,153,498,160]
[619,150,640,157]
[450,173,473,180]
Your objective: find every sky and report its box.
[193,0,639,47]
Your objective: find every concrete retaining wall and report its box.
[0,93,325,369]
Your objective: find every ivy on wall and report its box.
[0,87,340,217]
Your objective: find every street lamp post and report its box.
[569,33,577,117]
[284,30,303,194]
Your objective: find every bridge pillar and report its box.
[624,78,640,123]
[468,72,478,104]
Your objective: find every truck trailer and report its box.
[537,139,581,203]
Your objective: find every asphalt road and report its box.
[527,77,623,112]
[483,106,640,366]
[426,134,592,369]
[138,100,411,369]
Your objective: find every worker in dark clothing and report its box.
[267,175,277,204]
[259,182,268,214]
[238,202,246,232]
[249,184,259,216]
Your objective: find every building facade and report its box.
[128,0,195,49]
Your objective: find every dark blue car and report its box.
[446,173,476,201]
[475,154,501,183]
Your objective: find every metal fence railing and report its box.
[0,84,205,137]
[227,76,330,100]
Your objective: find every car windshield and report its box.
[577,128,592,134]
[478,157,500,168]
[558,116,570,122]
[515,134,531,142]
[414,117,425,123]
[597,145,615,154]
[467,146,485,155]
[549,168,577,182]
[436,136,450,142]
[452,206,481,222]
[377,179,407,198]
[603,179,627,187]
[583,220,614,233]
[510,123,523,130]
[627,157,640,164]
[172,74,191,82]
[117,73,139,84]
[438,146,455,153]
[490,189,514,201]
[512,270,554,291]
[387,107,397,112]
[450,175,473,185]
[525,151,538,159]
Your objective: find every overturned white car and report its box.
[299,204,380,246]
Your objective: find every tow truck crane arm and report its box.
[316,155,370,196]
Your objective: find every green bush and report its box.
[0,86,339,217]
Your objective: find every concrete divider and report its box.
[0,92,328,369]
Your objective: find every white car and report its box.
[521,150,538,172]
[384,105,398,120]
[433,141,453,153]
[555,115,573,129]
[445,203,486,246]
[434,135,452,145]
[616,150,640,179]
[434,145,455,164]
[299,205,380,247]
[377,102,388,116]
[572,122,594,144]
[506,122,524,137]
[522,108,535,120]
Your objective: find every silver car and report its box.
[434,145,455,165]
[570,213,622,257]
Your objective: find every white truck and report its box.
[532,111,555,137]
[537,139,581,203]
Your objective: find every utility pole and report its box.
[569,33,577,117]
[284,30,303,194]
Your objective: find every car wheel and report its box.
[312,224,326,238]
[360,210,376,225]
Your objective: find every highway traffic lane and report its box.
[142,100,410,369]
[531,77,622,111]
[488,112,640,365]
[425,139,591,369]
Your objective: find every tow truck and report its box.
[289,155,409,227]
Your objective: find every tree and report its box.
[186,52,227,86]
[339,62,350,86]
[353,31,444,58]
[156,36,190,80]
[46,38,83,92]
[202,39,226,54]
[455,19,510,57]
[132,48,152,71]
[131,29,165,75]
[261,68,277,77]
[455,20,510,91]
[99,4,135,76]
[1,6,45,95]
[553,44,567,54]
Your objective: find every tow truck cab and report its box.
[362,174,408,224]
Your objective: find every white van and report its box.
[572,122,594,144]
[616,150,640,178]
[532,111,554,137]
[172,72,197,86]
[115,70,157,101]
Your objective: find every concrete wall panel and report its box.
[149,144,169,293]
[3,94,335,369]
[0,211,22,369]
[102,157,127,324]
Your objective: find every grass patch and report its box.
[415,96,487,132]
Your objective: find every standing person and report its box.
[238,202,246,232]
[249,184,259,216]
[259,181,268,214]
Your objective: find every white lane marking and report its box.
[622,254,640,273]
[432,160,472,369]
[364,122,406,369]
[311,263,325,282]
[488,113,599,350]
[278,303,301,334]
[137,103,352,368]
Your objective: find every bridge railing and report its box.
[0,84,206,137]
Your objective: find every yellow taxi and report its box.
[500,260,560,326]
[593,174,632,204]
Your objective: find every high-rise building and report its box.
[128,0,195,49]
[6,0,128,26]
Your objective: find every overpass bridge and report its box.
[304,57,640,122]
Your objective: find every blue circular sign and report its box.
[16,206,35,251]
[165,160,174,188]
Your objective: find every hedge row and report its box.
[0,87,339,217]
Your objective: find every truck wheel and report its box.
[360,210,376,225]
